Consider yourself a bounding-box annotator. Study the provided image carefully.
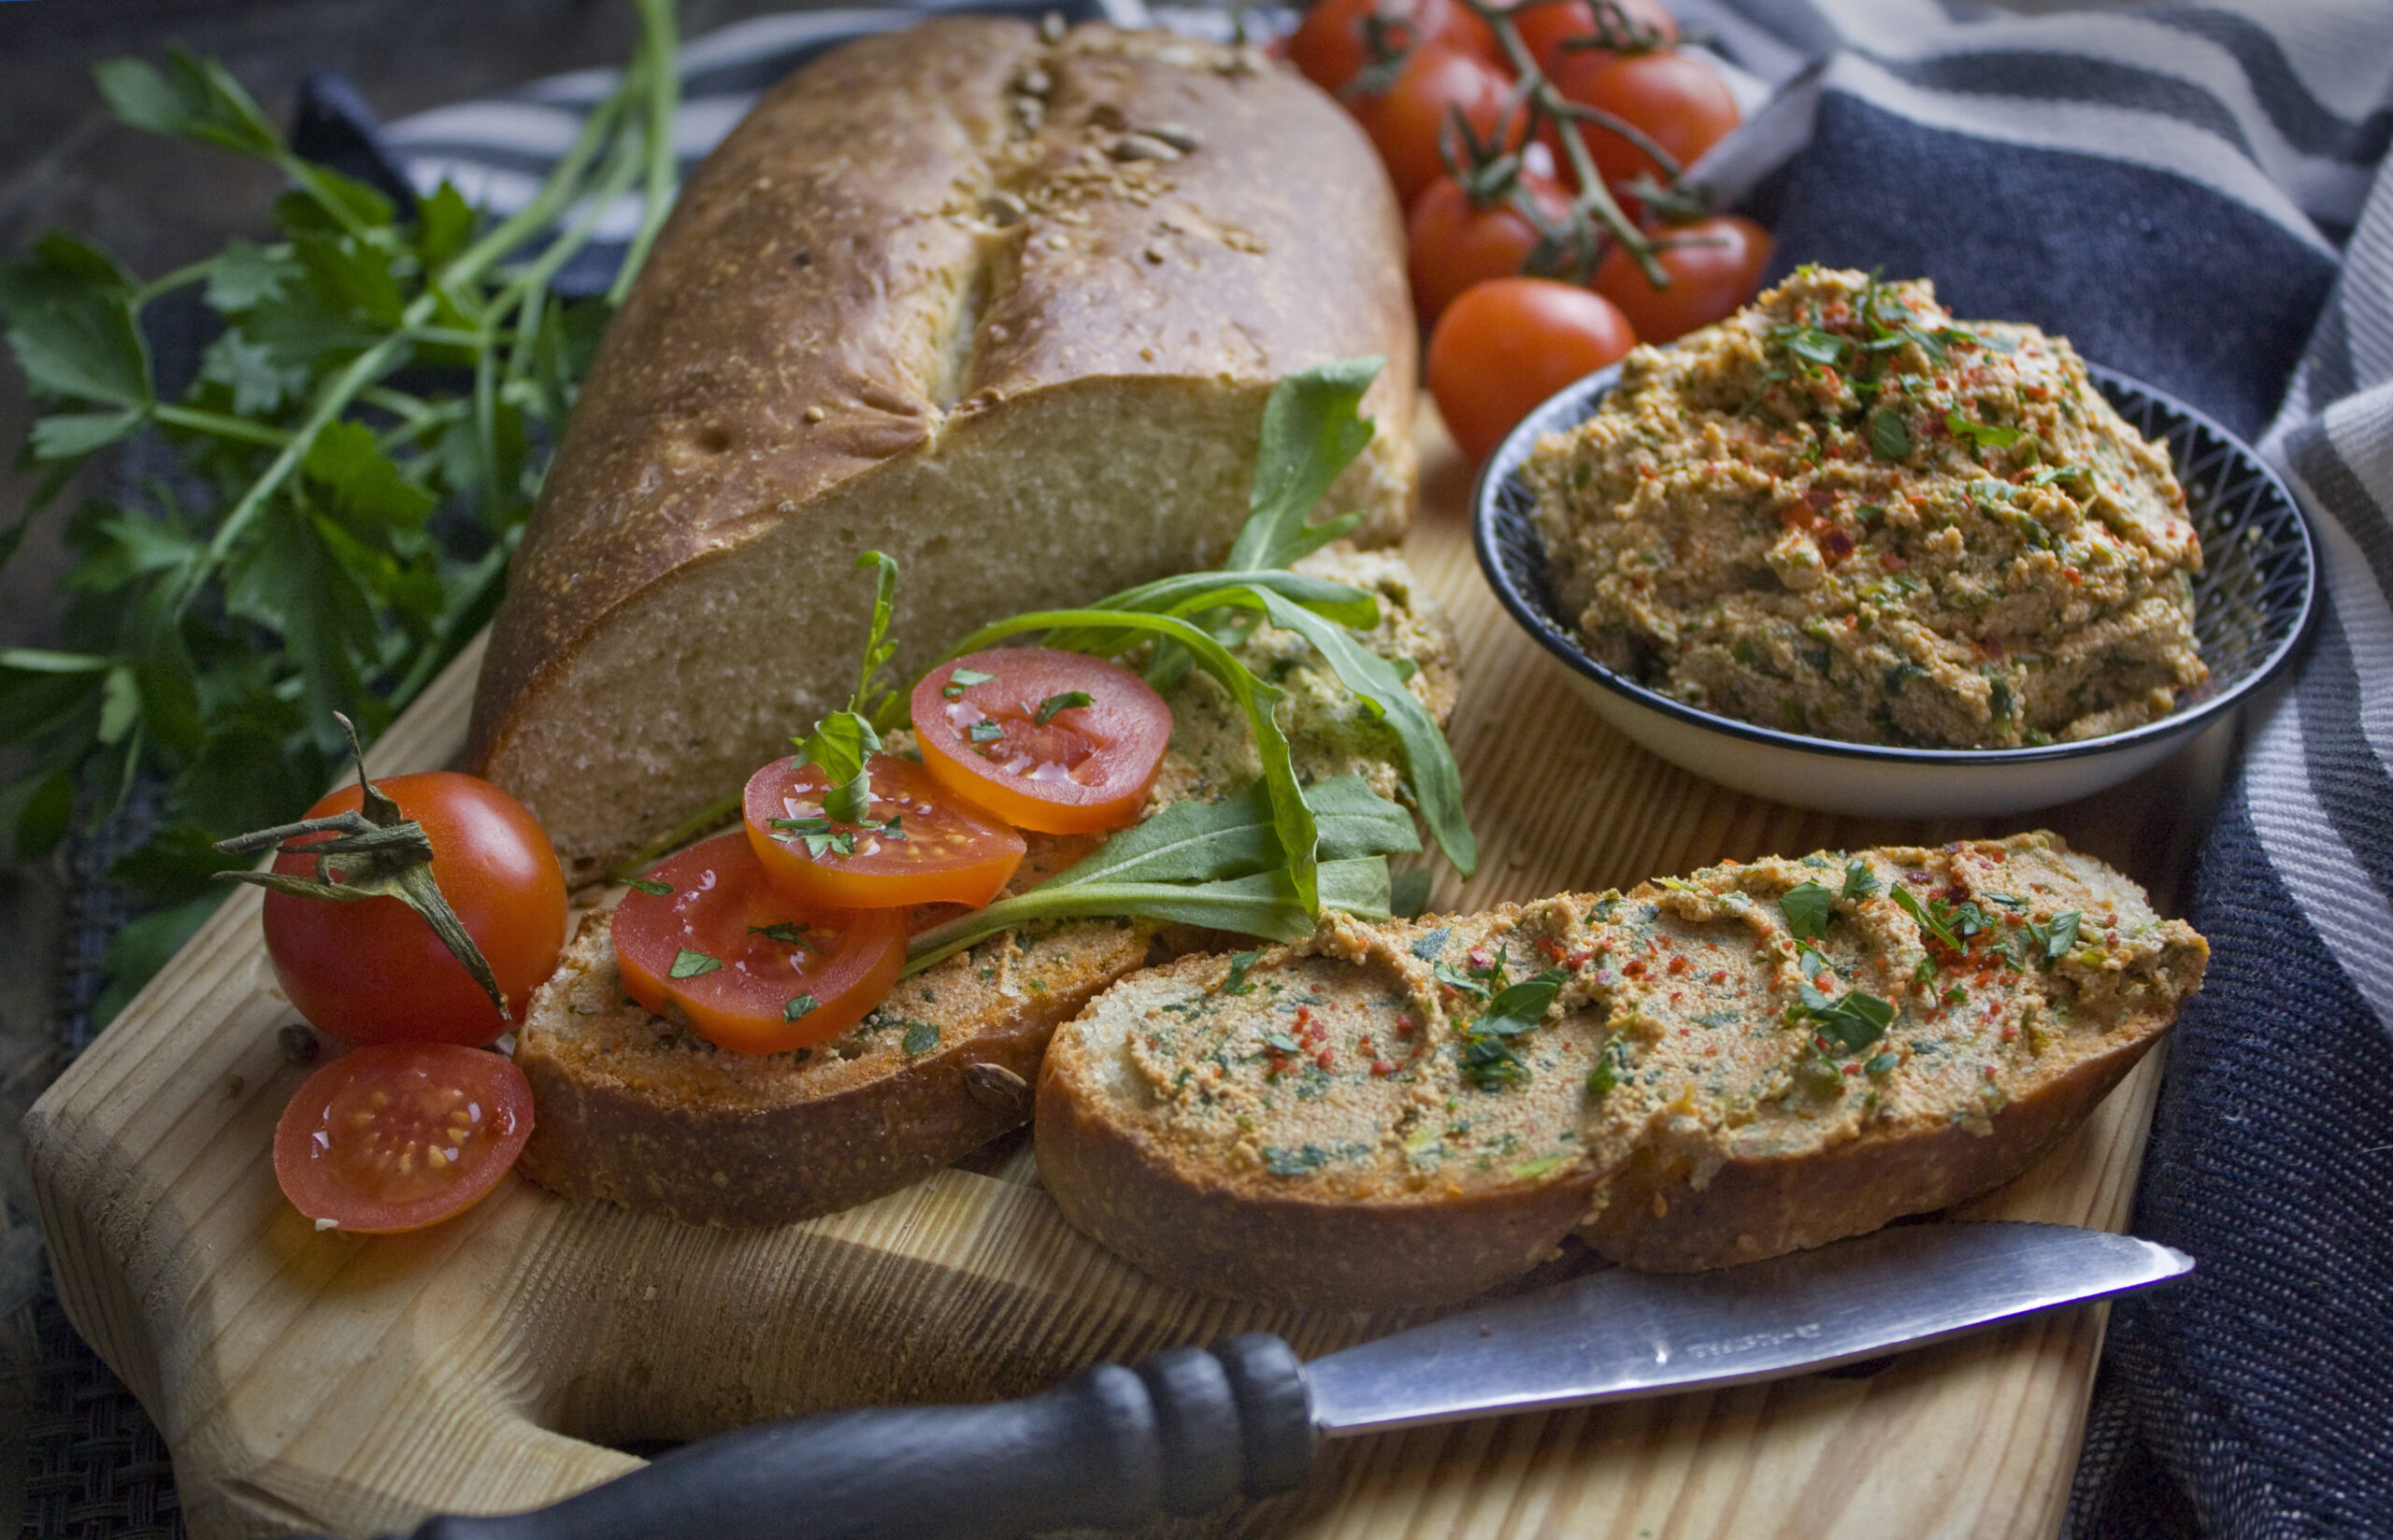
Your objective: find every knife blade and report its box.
[352,1221,2187,1540]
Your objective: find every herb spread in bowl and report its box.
[1523,268,2207,749]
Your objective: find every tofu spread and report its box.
[1526,268,2207,749]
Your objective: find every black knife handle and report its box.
[365,1333,1312,1540]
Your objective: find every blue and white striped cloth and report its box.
[321,4,2393,1533]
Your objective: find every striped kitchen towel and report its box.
[314,3,2393,1535]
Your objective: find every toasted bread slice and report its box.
[517,907,1154,1226]
[1037,833,2207,1306]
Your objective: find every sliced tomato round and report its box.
[611,832,907,1055]
[911,649,1172,835]
[743,752,1025,910]
[273,1041,534,1234]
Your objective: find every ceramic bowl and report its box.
[1471,362,2315,819]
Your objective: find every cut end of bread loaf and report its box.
[466,19,1415,885]
[518,907,1153,1226]
[1037,833,2208,1307]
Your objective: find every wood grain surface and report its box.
[24,409,2226,1540]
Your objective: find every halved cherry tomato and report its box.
[273,1041,534,1233]
[1505,0,1678,74]
[743,752,1025,911]
[1427,276,1638,463]
[264,772,567,1048]
[1550,46,1740,192]
[1352,43,1526,208]
[1288,0,1498,97]
[1593,213,1773,342]
[612,833,907,1055]
[1408,168,1574,325]
[912,649,1171,835]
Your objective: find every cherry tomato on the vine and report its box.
[1427,277,1637,463]
[1288,0,1498,96]
[1593,213,1773,343]
[1504,0,1678,74]
[1407,169,1575,325]
[613,833,908,1056]
[912,649,1171,835]
[274,1041,535,1233]
[1550,46,1740,192]
[263,772,566,1048]
[1352,43,1526,208]
[744,752,1025,911]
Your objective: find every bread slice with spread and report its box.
[466,18,1416,887]
[513,549,1455,1225]
[1037,833,2207,1306]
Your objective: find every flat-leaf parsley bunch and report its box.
[0,1,682,1017]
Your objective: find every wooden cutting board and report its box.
[25,410,2226,1540]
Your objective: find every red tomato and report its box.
[263,772,566,1048]
[273,1041,534,1233]
[1505,0,1678,73]
[612,833,908,1055]
[1427,277,1637,463]
[1288,0,1498,95]
[743,752,1025,911]
[1551,46,1740,192]
[1408,169,1575,325]
[1593,213,1773,342]
[912,649,1171,835]
[1353,43,1527,208]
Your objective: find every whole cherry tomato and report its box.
[1288,0,1499,96]
[1408,169,1576,326]
[612,833,908,1055]
[1551,46,1740,192]
[274,1041,535,1233]
[1352,43,1527,208]
[1426,277,1637,463]
[744,752,1025,911]
[1593,213,1773,342]
[1504,0,1678,74]
[913,649,1172,835]
[263,772,566,1048]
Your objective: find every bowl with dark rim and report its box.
[1471,361,2315,819]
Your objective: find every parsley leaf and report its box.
[1841,861,1880,900]
[1224,950,1263,994]
[1034,690,1091,724]
[784,994,819,1022]
[669,948,722,980]
[1892,885,1962,951]
[1869,407,1913,461]
[624,878,673,897]
[792,551,897,824]
[1795,981,1895,1053]
[1778,880,1835,940]
[1943,410,2027,450]
[940,665,994,699]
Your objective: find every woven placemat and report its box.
[21,1288,180,1540]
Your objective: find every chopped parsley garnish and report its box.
[668,948,722,979]
[1033,691,1092,724]
[2013,909,2082,967]
[940,665,995,699]
[750,922,816,948]
[1794,980,1895,1053]
[1433,960,1491,999]
[901,1020,940,1056]
[1868,406,1912,461]
[1778,880,1835,940]
[1262,1031,1302,1055]
[2023,463,2088,489]
[1458,968,1568,1091]
[791,551,901,824]
[1224,950,1262,994]
[966,719,1004,745]
[784,993,819,1021]
[1411,926,1452,961]
[1841,861,1880,901]
[624,878,673,897]
[1585,1034,1631,1096]
[1892,885,1963,951]
[1944,410,2028,450]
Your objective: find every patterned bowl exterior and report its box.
[1472,362,2316,814]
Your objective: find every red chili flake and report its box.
[1843,1062,1861,1076]
[1818,528,1856,565]
[1804,487,1837,513]
[1711,969,1729,984]
[1655,934,1674,950]
[1984,1065,1999,1080]
[1565,949,1594,968]
[1668,956,1692,977]
[1396,1015,1417,1036]
[2063,567,2083,585]
[1623,960,1647,978]
[1977,636,2005,659]
[2000,1026,2019,1042]
[1880,551,1909,572]
[1357,1034,1375,1052]
[1704,1046,1721,1057]
[1370,1060,1396,1076]
[1314,1050,1334,1072]
[1669,991,1685,1005]
[1468,948,1491,970]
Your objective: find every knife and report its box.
[352,1221,2186,1540]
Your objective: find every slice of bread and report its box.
[1037,833,2208,1306]
[514,548,1458,1226]
[466,19,1416,886]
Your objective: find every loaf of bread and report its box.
[514,548,1457,1226]
[466,18,1417,885]
[1037,833,2207,1307]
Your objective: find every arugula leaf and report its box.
[1778,880,1834,940]
[1227,357,1382,573]
[1047,775,1416,890]
[1891,885,1962,951]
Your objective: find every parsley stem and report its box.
[610,0,684,307]
[150,403,291,447]
[609,788,742,885]
[134,260,217,306]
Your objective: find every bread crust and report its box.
[466,19,1415,879]
[518,909,1153,1226]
